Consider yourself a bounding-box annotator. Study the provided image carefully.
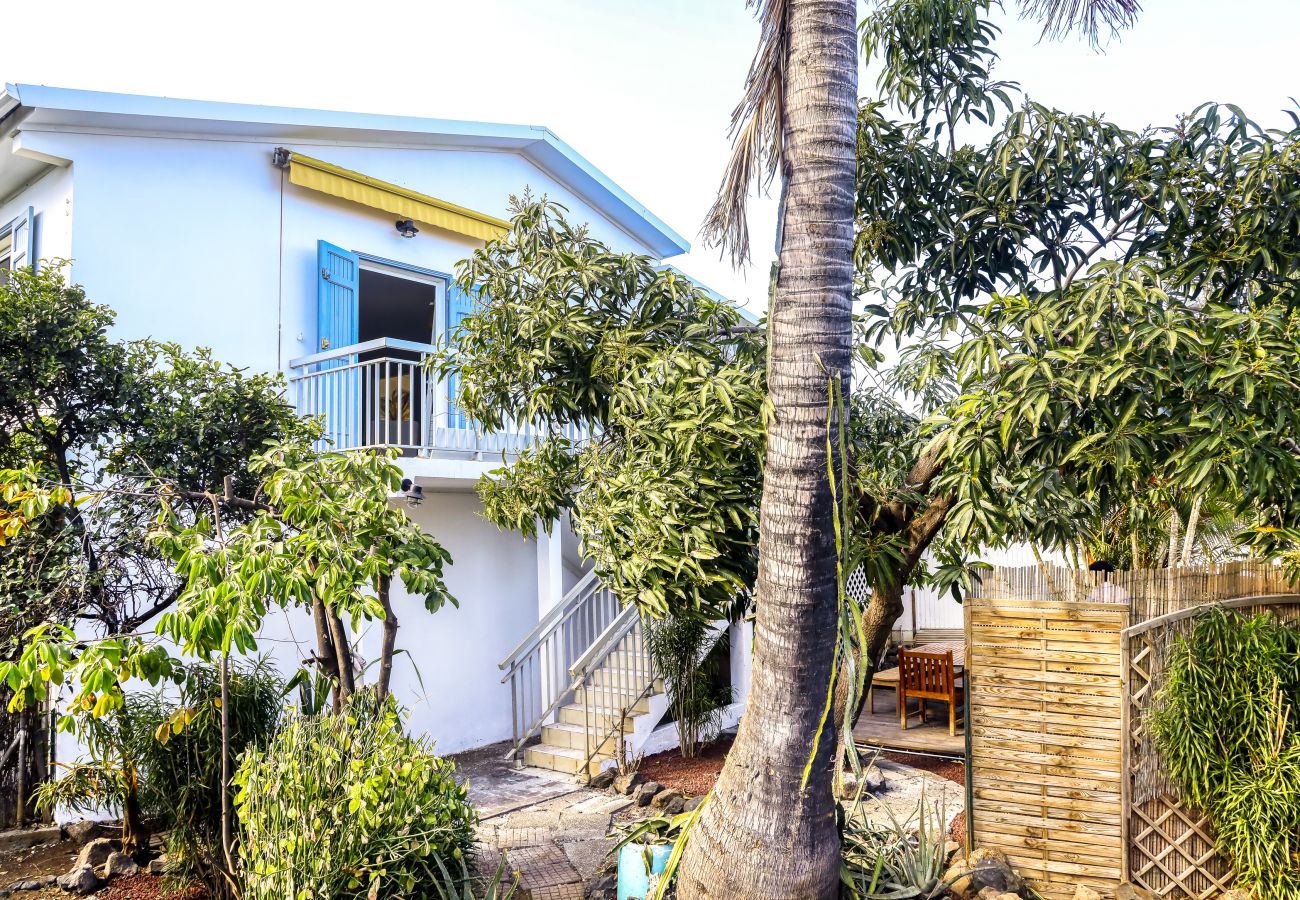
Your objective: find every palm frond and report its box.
[1018,0,1141,45]
[702,0,789,265]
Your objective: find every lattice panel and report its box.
[1128,796,1232,900]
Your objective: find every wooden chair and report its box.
[898,648,964,736]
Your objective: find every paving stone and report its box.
[557,811,612,832]
[508,844,582,890]
[528,884,585,900]
[496,826,555,849]
[559,839,611,881]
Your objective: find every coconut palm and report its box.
[677,1,1143,896]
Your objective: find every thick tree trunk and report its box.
[677,2,858,896]
[376,575,398,703]
[324,605,355,703]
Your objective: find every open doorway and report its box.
[357,267,440,451]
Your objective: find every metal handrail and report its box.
[500,572,622,761]
[499,569,600,676]
[569,604,639,679]
[287,337,436,370]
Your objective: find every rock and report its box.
[612,772,643,796]
[1218,891,1253,900]
[63,821,106,845]
[661,795,687,816]
[683,795,705,813]
[978,888,1003,900]
[101,851,139,878]
[590,769,616,790]
[148,856,169,875]
[75,838,117,870]
[585,872,616,899]
[967,848,1022,896]
[1116,885,1157,900]
[942,864,973,899]
[7,875,57,891]
[56,866,101,895]
[634,781,663,807]
[945,840,962,863]
[1073,886,1102,900]
[863,766,886,792]
[650,788,683,809]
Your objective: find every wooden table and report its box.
[912,641,965,669]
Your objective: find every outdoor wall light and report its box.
[400,478,424,505]
[395,218,420,239]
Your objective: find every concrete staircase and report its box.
[522,644,664,777]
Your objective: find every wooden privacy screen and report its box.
[966,596,1127,900]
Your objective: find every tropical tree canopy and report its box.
[441,0,1300,625]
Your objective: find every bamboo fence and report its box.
[965,562,1300,900]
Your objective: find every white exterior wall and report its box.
[3,117,756,759]
[0,163,72,264]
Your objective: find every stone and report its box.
[56,866,101,895]
[75,838,117,870]
[589,769,616,790]
[960,848,1022,896]
[1218,891,1253,900]
[633,781,663,807]
[560,839,609,881]
[978,887,1003,900]
[863,766,886,792]
[148,857,168,875]
[612,772,643,796]
[1073,885,1102,900]
[942,864,973,898]
[1116,885,1157,900]
[101,851,139,878]
[585,872,616,900]
[683,795,704,813]
[945,840,962,863]
[650,788,683,809]
[63,821,106,845]
[7,875,57,891]
[661,795,686,816]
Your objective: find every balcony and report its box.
[288,338,580,457]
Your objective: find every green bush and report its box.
[643,614,732,758]
[234,693,478,900]
[138,658,283,894]
[1151,607,1300,900]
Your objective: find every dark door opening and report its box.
[357,268,438,451]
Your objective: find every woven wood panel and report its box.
[967,597,1127,900]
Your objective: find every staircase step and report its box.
[573,686,652,715]
[590,669,663,691]
[558,704,637,732]
[523,743,608,777]
[541,721,621,755]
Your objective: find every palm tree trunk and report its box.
[678,2,857,895]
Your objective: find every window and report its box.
[0,207,33,283]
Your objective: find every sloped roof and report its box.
[0,83,689,257]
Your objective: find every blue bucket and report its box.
[616,842,674,900]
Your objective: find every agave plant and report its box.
[839,790,953,900]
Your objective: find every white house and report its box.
[0,83,752,774]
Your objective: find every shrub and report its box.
[643,614,732,758]
[234,693,478,900]
[138,658,283,894]
[1151,607,1300,900]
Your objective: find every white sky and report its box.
[7,0,1300,317]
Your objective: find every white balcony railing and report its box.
[287,338,583,456]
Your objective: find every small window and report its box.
[0,233,11,287]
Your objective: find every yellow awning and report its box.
[278,150,511,242]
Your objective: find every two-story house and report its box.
[0,83,752,773]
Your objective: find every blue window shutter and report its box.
[317,240,359,353]
[445,282,476,430]
[8,207,33,272]
[316,241,360,448]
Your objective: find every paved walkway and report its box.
[454,741,633,899]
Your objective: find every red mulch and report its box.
[98,874,208,900]
[637,735,734,797]
[948,810,968,847]
[881,751,965,785]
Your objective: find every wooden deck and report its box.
[852,690,966,758]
